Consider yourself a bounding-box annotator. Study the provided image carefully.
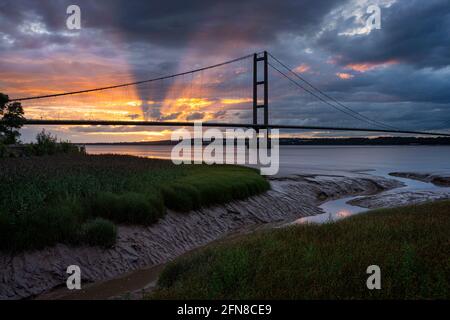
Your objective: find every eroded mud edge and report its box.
[390,172,450,187]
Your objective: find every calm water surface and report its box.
[86,145,450,174]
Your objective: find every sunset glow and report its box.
[345,60,398,72]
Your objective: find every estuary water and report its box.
[86,145,450,175]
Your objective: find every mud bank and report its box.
[349,189,450,209]
[0,173,401,300]
[390,172,450,187]
[348,172,450,209]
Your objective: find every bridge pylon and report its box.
[253,51,270,148]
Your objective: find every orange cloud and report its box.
[294,64,310,73]
[336,72,354,80]
[345,60,398,72]
[220,98,252,105]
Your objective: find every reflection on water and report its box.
[296,196,367,224]
[86,144,450,224]
[86,145,175,160]
[336,209,352,219]
[86,145,263,164]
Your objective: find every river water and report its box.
[86,145,450,223]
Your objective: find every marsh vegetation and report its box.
[0,154,269,252]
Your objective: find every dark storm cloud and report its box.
[317,0,450,69]
[321,65,450,105]
[1,0,346,50]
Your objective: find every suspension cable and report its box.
[268,53,399,131]
[9,53,254,102]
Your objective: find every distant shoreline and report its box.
[80,136,450,146]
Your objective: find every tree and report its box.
[0,93,25,145]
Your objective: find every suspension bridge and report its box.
[5,51,450,137]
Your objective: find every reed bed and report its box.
[0,154,269,251]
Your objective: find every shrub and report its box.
[90,191,165,225]
[0,202,81,252]
[28,130,85,156]
[34,130,58,155]
[161,184,202,211]
[145,191,166,219]
[80,218,116,248]
[59,140,85,154]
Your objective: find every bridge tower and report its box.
[253,51,269,147]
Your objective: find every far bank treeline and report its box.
[87,137,450,147]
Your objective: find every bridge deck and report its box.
[14,119,450,137]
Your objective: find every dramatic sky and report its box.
[1,0,449,142]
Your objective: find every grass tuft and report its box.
[80,218,117,248]
[90,191,164,225]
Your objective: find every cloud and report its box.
[293,64,311,73]
[336,72,354,79]
[316,0,450,69]
[185,112,205,121]
[0,0,346,52]
[345,60,398,72]
[160,112,182,121]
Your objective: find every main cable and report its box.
[268,62,392,129]
[268,53,400,131]
[9,53,254,102]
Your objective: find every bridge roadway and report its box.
[14,119,450,137]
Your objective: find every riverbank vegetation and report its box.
[1,92,84,157]
[0,155,269,252]
[151,201,450,299]
[1,92,25,149]
[0,129,85,158]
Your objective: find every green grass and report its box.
[81,218,117,248]
[151,201,450,300]
[0,154,269,252]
